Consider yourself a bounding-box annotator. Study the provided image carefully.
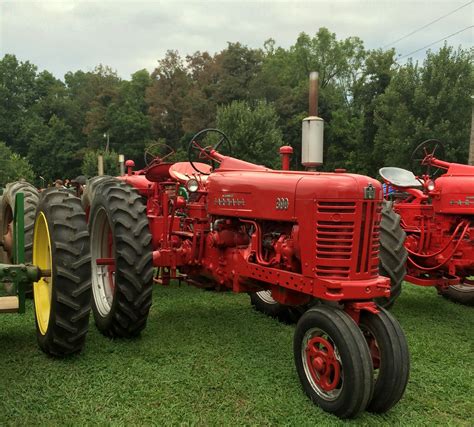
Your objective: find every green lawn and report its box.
[1,284,473,426]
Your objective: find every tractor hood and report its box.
[207,169,382,221]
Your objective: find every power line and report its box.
[382,0,473,49]
[398,25,473,60]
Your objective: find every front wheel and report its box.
[294,306,373,418]
[360,307,410,413]
[89,179,153,338]
[438,279,474,306]
[33,189,91,356]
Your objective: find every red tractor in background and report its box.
[380,139,474,306]
[83,73,409,419]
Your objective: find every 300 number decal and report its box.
[276,197,289,210]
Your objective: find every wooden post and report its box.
[98,155,104,176]
[119,154,125,176]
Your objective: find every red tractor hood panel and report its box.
[433,175,474,214]
[207,170,382,220]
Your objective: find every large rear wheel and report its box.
[294,306,373,418]
[377,201,407,308]
[0,181,39,273]
[89,179,153,338]
[33,189,91,356]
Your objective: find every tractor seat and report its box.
[169,162,211,183]
[379,167,422,188]
[144,162,173,182]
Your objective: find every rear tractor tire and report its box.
[377,201,407,308]
[89,178,153,338]
[81,175,114,217]
[294,306,374,418]
[250,290,306,323]
[0,181,39,264]
[33,189,91,356]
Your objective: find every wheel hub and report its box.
[305,336,340,392]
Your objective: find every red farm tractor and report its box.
[84,138,410,419]
[380,139,474,306]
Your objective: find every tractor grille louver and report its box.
[315,200,381,279]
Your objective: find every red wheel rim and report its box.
[106,230,115,292]
[305,336,341,392]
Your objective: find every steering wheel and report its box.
[188,128,232,175]
[144,142,176,166]
[410,139,446,178]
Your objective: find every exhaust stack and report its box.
[302,72,324,170]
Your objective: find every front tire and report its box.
[377,201,407,308]
[439,279,474,306]
[33,189,91,356]
[89,179,153,338]
[360,307,410,413]
[294,306,373,418]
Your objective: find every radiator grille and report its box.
[315,200,381,279]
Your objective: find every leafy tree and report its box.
[105,70,152,161]
[373,45,473,171]
[212,42,264,105]
[0,142,35,187]
[81,149,120,177]
[334,49,397,175]
[251,28,368,168]
[0,55,38,155]
[27,115,83,181]
[216,100,283,168]
[65,65,121,150]
[146,51,191,149]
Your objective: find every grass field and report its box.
[1,283,473,426]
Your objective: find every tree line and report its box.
[0,27,472,187]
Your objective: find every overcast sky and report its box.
[1,0,472,80]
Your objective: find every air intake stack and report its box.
[302,71,324,170]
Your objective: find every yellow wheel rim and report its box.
[33,212,53,335]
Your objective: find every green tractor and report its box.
[0,182,91,356]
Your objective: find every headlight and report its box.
[186,178,199,193]
[427,180,435,191]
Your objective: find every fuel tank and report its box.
[207,170,382,220]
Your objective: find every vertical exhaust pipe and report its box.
[302,72,324,171]
[309,71,319,117]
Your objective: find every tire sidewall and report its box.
[294,308,368,415]
[89,191,121,332]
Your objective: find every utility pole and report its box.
[469,96,474,165]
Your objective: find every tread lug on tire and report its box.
[377,200,407,308]
[360,307,410,412]
[89,178,153,338]
[294,306,373,419]
[33,188,92,356]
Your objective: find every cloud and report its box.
[0,0,471,79]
